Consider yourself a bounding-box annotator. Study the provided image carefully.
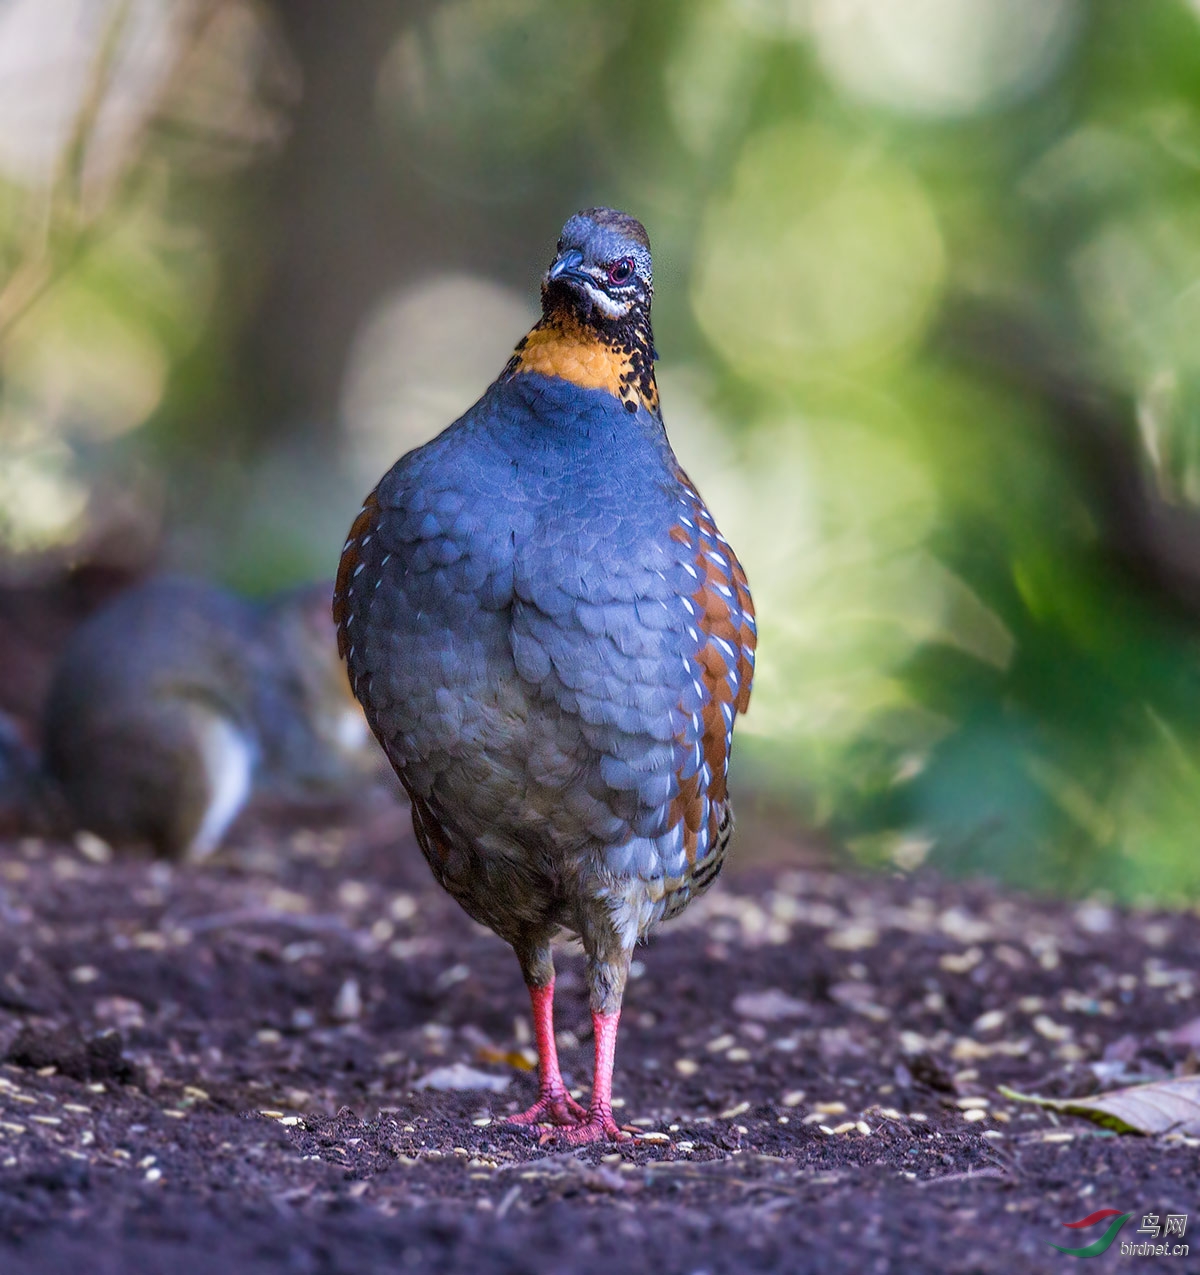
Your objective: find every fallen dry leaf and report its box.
[476,1045,537,1072]
[998,1077,1200,1135]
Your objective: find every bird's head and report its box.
[542,207,653,325]
[506,206,659,414]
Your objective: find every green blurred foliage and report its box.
[6,0,1200,900]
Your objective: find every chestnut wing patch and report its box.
[666,472,756,873]
[333,489,382,668]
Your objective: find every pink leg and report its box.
[506,979,587,1127]
[555,1008,630,1145]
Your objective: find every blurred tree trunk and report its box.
[236,0,429,440]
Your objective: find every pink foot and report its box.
[542,1108,629,1146]
[504,978,586,1129]
[507,1090,588,1128]
[537,1008,629,1146]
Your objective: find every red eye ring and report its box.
[607,258,635,285]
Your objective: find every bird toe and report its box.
[544,1111,629,1146]
[506,1092,588,1128]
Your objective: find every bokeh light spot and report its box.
[693,124,945,378]
[809,0,1081,118]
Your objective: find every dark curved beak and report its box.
[546,248,587,285]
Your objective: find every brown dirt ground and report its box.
[0,790,1196,1275]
